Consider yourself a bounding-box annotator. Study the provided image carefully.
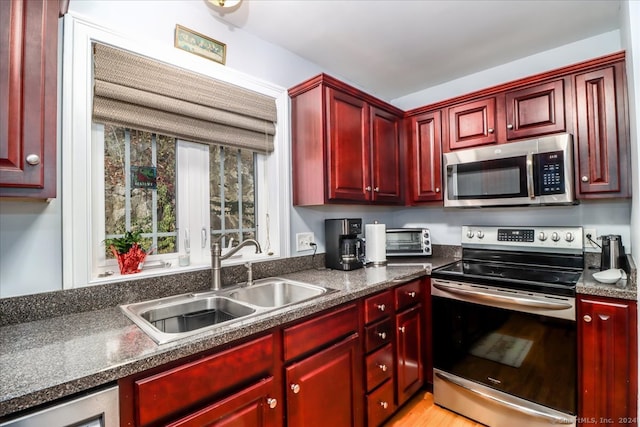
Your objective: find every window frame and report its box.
[62,14,291,289]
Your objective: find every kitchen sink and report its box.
[222,278,329,308]
[120,278,334,344]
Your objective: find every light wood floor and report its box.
[384,391,485,427]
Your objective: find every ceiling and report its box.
[210,0,622,101]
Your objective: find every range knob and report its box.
[476,231,484,239]
[551,232,561,242]
[466,230,475,238]
[538,232,547,241]
[565,232,575,242]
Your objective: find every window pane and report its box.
[210,146,256,248]
[104,125,177,257]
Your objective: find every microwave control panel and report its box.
[534,151,565,195]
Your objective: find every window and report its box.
[62,16,290,288]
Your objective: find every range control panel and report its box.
[461,225,583,252]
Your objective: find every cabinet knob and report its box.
[583,315,592,323]
[267,398,278,409]
[378,363,388,372]
[376,303,386,312]
[290,383,301,394]
[26,154,41,166]
[377,331,387,340]
[435,187,440,193]
[399,326,406,333]
[507,124,513,129]
[581,175,589,182]
[365,186,372,192]
[406,291,416,298]
[379,401,389,409]
[374,186,380,192]
[488,128,494,134]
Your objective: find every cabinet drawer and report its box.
[365,344,393,392]
[367,379,395,427]
[283,303,358,362]
[364,291,393,324]
[135,334,273,427]
[395,280,422,311]
[365,317,393,353]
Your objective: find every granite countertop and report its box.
[1,252,636,420]
[576,254,637,300]
[0,259,449,419]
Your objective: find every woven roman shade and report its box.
[92,43,276,152]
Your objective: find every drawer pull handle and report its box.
[290,383,301,394]
[406,291,416,298]
[267,398,278,409]
[379,401,389,409]
[377,331,387,340]
[376,304,386,312]
[399,326,406,333]
[378,364,388,372]
[583,315,592,323]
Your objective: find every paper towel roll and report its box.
[365,222,387,266]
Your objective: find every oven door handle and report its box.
[433,282,572,310]
[435,371,573,424]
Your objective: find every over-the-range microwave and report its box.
[443,133,576,208]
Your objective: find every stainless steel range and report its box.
[431,225,583,427]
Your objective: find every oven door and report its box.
[432,278,576,426]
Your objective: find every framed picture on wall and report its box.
[174,24,227,65]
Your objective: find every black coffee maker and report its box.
[325,218,364,271]
[600,235,625,270]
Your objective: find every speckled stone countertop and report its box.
[0,258,451,419]
[576,254,637,301]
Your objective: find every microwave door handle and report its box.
[526,153,535,199]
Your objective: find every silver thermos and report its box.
[600,235,625,270]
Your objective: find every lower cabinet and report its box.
[578,295,637,427]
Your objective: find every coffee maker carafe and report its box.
[600,235,625,270]
[325,218,364,271]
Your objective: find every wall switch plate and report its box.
[296,232,315,252]
[583,228,598,251]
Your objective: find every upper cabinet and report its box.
[574,61,630,199]
[444,78,568,152]
[407,111,442,203]
[0,0,66,199]
[289,74,404,206]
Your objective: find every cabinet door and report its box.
[167,377,281,427]
[408,111,442,203]
[574,64,630,198]
[396,304,423,406]
[505,79,566,140]
[578,297,637,426]
[370,107,402,203]
[0,0,59,198]
[326,88,370,202]
[447,97,497,150]
[286,333,363,427]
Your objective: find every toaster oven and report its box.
[385,228,431,256]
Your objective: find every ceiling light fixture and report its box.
[209,0,241,8]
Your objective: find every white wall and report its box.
[0,0,634,297]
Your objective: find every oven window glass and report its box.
[447,156,528,200]
[386,232,421,253]
[432,295,576,414]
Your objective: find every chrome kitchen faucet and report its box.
[211,236,262,290]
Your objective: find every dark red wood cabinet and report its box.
[407,111,443,203]
[446,96,498,151]
[578,296,637,427]
[0,0,65,199]
[289,74,404,206]
[574,61,630,199]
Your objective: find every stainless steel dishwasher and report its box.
[0,386,118,427]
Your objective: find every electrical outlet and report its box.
[296,232,315,252]
[583,228,598,251]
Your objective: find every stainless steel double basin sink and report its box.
[121,278,334,344]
